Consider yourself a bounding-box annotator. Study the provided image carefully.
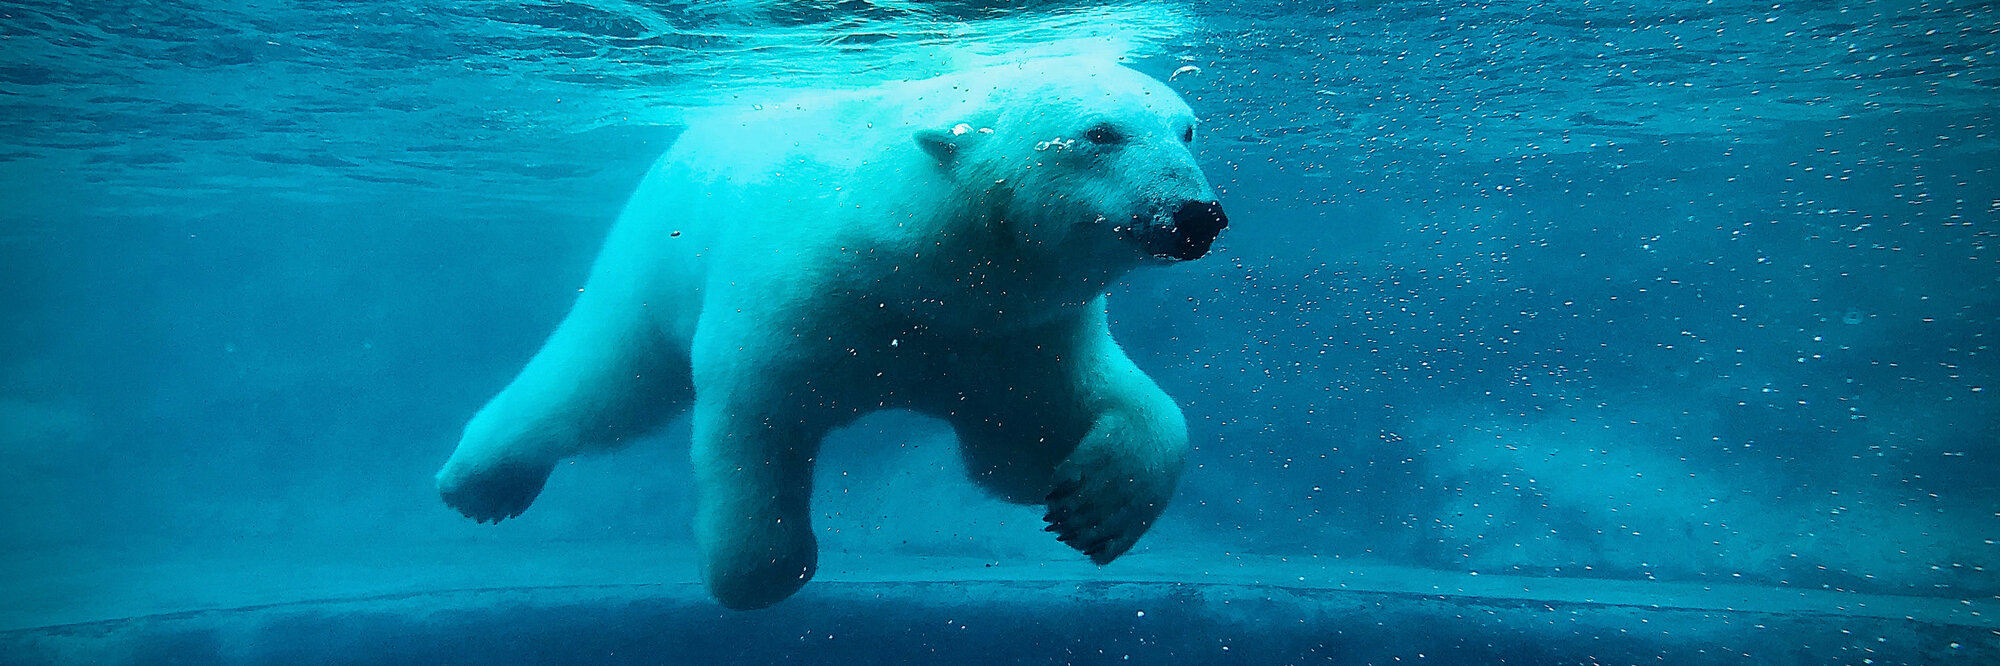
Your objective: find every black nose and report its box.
[1166,200,1228,261]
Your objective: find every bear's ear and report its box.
[915,123,981,167]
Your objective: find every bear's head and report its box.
[916,59,1228,270]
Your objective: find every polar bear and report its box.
[435,57,1227,610]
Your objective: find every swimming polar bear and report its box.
[436,57,1227,609]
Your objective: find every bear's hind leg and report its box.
[688,397,823,610]
[437,287,689,523]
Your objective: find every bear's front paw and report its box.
[1041,457,1177,565]
[436,457,555,524]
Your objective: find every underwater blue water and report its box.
[1,0,1996,663]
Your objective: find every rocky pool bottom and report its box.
[3,544,1994,665]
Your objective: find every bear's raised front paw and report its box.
[1041,463,1174,565]
[436,457,555,524]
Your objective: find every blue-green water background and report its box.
[2,0,1995,636]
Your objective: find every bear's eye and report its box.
[1181,125,1195,143]
[1084,124,1124,146]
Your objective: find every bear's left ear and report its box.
[915,123,983,167]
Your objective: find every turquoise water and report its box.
[2,0,1995,663]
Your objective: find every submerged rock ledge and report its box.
[3,551,1995,665]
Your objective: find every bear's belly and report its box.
[739,311,1073,422]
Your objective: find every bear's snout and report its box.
[1161,200,1227,261]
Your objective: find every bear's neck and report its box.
[831,194,1132,335]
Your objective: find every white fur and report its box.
[436,57,1217,609]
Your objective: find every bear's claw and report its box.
[1042,470,1158,565]
[436,457,555,524]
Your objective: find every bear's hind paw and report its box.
[436,458,555,524]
